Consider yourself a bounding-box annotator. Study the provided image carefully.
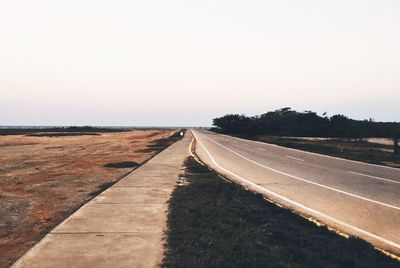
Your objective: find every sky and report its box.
[1,0,399,126]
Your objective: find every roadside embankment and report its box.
[163,156,399,267]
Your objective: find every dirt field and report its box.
[0,129,177,267]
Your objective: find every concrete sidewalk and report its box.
[12,133,191,268]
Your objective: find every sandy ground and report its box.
[366,138,394,146]
[293,136,394,146]
[0,130,175,268]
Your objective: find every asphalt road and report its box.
[192,129,400,255]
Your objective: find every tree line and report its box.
[212,107,400,141]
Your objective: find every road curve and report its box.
[192,129,400,255]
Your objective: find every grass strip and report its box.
[253,136,400,168]
[163,157,399,268]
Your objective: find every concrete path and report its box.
[12,133,191,268]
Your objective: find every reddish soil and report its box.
[0,130,176,267]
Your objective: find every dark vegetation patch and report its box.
[212,107,400,139]
[89,181,117,197]
[0,126,131,136]
[257,137,400,168]
[27,132,100,137]
[140,130,186,153]
[163,157,399,268]
[103,161,139,168]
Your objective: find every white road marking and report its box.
[286,155,305,162]
[191,130,400,251]
[188,137,195,157]
[257,147,266,151]
[348,171,400,185]
[199,132,400,211]
[206,130,400,171]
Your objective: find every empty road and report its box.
[192,129,400,255]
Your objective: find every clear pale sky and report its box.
[1,0,399,126]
